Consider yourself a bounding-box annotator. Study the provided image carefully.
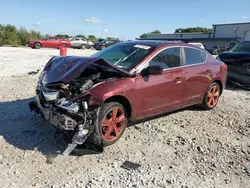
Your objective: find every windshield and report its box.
[229,42,250,53]
[91,42,156,71]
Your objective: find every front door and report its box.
[132,46,184,119]
[182,47,212,107]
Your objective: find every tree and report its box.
[75,34,86,38]
[18,26,29,45]
[174,27,212,33]
[88,35,98,43]
[0,24,20,46]
[151,30,161,34]
[28,30,42,41]
[140,30,161,38]
[98,37,104,42]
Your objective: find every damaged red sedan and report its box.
[29,40,227,155]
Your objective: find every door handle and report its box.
[204,70,212,75]
[174,77,182,83]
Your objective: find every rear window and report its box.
[184,47,207,65]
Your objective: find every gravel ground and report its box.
[0,47,250,188]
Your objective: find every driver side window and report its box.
[148,47,181,69]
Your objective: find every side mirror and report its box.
[141,65,163,76]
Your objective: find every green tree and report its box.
[88,35,98,43]
[75,34,86,38]
[140,30,161,38]
[28,30,41,40]
[0,24,20,46]
[98,37,104,42]
[17,26,29,45]
[174,27,212,33]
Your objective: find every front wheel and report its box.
[87,102,127,147]
[200,82,221,110]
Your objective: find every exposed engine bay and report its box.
[29,56,128,155]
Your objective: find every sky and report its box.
[0,0,250,40]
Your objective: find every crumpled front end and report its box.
[29,71,100,155]
[29,56,128,155]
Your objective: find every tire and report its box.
[200,82,221,110]
[87,102,127,147]
[81,44,86,49]
[34,43,41,49]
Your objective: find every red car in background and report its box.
[28,36,71,49]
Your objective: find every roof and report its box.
[124,40,183,48]
[213,22,250,26]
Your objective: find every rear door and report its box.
[182,47,211,107]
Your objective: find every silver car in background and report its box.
[69,37,94,49]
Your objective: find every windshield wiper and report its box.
[114,49,139,65]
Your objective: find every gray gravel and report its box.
[0,47,250,188]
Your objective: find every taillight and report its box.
[222,63,227,71]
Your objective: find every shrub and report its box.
[0,24,41,46]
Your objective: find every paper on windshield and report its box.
[134,44,151,50]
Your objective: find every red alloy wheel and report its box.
[101,107,126,142]
[206,85,220,108]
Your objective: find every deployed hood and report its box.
[42,56,131,84]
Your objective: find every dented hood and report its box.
[42,56,131,84]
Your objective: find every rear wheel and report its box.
[87,102,127,147]
[81,44,86,49]
[34,43,41,49]
[200,82,221,110]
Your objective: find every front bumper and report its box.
[30,94,78,131]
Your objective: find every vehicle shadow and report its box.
[128,106,194,127]
[127,83,243,127]
[0,97,68,162]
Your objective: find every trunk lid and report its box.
[43,56,131,84]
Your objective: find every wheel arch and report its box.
[104,95,132,118]
[61,43,68,47]
[34,42,42,47]
[211,79,223,95]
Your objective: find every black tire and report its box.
[34,43,41,49]
[200,82,221,110]
[87,102,128,147]
[81,44,87,49]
